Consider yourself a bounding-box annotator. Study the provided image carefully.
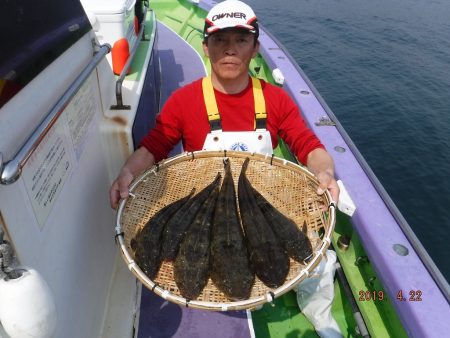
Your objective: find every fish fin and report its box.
[302,220,308,234]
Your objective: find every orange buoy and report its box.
[111,38,130,75]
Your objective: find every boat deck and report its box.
[138,288,252,337]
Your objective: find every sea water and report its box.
[245,0,450,281]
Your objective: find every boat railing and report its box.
[110,6,156,110]
[0,43,111,185]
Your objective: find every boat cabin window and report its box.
[0,0,91,108]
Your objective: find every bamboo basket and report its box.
[115,150,335,311]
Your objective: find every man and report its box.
[109,0,339,209]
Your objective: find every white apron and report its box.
[201,76,273,154]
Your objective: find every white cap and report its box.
[204,0,258,38]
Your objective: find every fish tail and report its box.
[241,157,250,174]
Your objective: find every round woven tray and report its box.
[115,150,335,311]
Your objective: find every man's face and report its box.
[203,29,259,83]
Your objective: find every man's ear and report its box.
[202,41,210,57]
[252,40,260,58]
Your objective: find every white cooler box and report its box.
[80,0,140,73]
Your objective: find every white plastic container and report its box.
[81,0,136,45]
[80,0,138,70]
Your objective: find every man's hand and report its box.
[109,147,156,209]
[315,170,339,203]
[109,168,134,209]
[306,148,340,203]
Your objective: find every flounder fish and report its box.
[238,158,290,288]
[211,159,254,300]
[174,184,220,299]
[131,188,195,279]
[161,173,222,261]
[251,187,313,262]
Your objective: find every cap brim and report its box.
[206,24,256,35]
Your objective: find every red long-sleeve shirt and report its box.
[140,78,324,164]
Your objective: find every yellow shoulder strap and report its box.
[202,76,267,131]
[251,77,267,130]
[202,77,222,130]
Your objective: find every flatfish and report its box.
[173,184,220,299]
[238,158,290,288]
[161,173,222,261]
[252,187,313,262]
[131,188,195,279]
[211,159,254,300]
